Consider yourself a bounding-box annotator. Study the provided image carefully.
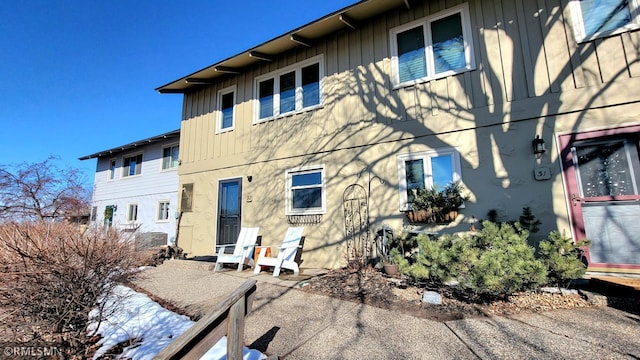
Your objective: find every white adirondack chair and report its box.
[254,227,304,277]
[214,227,260,272]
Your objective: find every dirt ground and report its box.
[298,267,619,321]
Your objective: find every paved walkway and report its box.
[134,260,640,359]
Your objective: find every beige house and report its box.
[158,0,640,274]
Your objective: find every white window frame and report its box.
[161,143,179,170]
[254,54,324,123]
[390,3,475,88]
[570,0,640,42]
[157,200,170,222]
[285,164,326,215]
[396,148,462,211]
[122,152,143,178]
[126,203,138,223]
[108,159,117,181]
[217,85,236,133]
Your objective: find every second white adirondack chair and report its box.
[214,227,260,272]
[254,227,304,277]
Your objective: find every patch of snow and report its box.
[88,285,265,360]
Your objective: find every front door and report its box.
[559,126,640,271]
[217,178,242,252]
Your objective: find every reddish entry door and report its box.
[559,126,640,271]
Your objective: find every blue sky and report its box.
[0,0,355,184]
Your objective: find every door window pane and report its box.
[220,182,240,216]
[431,13,465,73]
[575,140,637,197]
[397,26,427,83]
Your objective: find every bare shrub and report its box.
[0,222,145,357]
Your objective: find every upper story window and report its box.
[108,159,116,181]
[255,55,323,123]
[390,3,474,88]
[122,153,142,177]
[217,86,236,133]
[570,0,640,42]
[285,165,326,215]
[162,144,179,170]
[396,148,462,211]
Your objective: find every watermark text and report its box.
[1,345,61,358]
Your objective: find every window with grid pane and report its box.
[391,4,474,87]
[254,55,323,122]
[259,79,274,119]
[157,201,170,221]
[127,204,138,222]
[162,145,179,170]
[397,149,461,210]
[219,89,235,131]
[286,165,326,215]
[122,154,142,177]
[571,0,639,41]
[109,159,117,180]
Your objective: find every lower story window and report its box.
[286,165,326,215]
[127,203,138,222]
[157,201,170,221]
[397,148,462,210]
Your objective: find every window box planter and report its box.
[405,209,458,224]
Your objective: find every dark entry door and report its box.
[217,178,242,251]
[559,127,640,270]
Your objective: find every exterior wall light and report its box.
[532,135,546,155]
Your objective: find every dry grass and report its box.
[0,222,147,358]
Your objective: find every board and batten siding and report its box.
[177,0,640,175]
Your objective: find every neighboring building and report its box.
[157,0,640,274]
[79,130,180,246]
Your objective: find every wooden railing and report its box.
[155,279,257,360]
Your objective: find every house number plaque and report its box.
[534,165,551,181]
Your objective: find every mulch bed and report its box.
[298,267,616,321]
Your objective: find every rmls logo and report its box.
[2,345,62,358]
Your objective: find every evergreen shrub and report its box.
[538,231,589,288]
[397,221,549,298]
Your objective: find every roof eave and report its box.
[155,0,407,94]
[78,129,180,160]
